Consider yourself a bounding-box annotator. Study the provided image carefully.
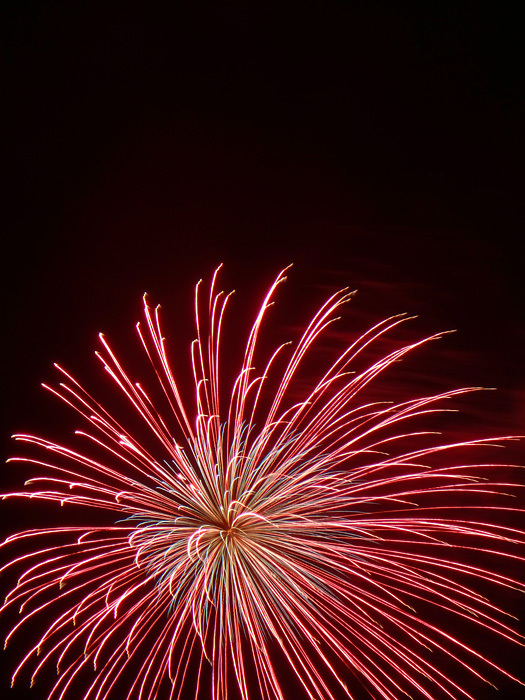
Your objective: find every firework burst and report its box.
[1,267,524,700]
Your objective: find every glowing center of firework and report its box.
[220,526,240,543]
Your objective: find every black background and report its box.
[1,3,524,699]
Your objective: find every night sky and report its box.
[2,4,524,699]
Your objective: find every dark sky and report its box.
[1,3,524,699]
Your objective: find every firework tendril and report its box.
[1,267,524,700]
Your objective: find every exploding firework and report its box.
[1,267,524,700]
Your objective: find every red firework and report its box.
[1,267,524,700]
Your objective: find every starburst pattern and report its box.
[1,267,524,700]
